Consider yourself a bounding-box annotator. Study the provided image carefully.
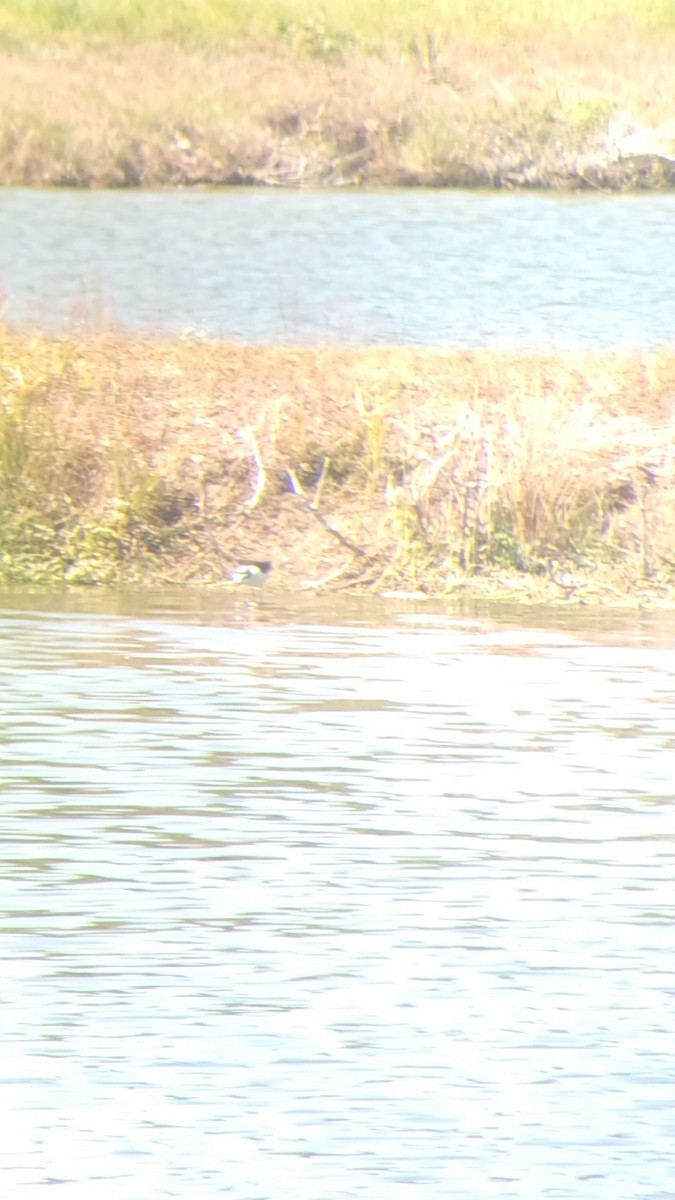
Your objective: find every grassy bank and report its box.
[0,1,674,187]
[3,0,674,42]
[1,326,675,605]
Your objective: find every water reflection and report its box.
[2,591,675,1199]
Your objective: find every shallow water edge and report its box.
[3,586,675,1199]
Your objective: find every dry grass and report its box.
[1,327,675,603]
[0,25,674,187]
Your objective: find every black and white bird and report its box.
[231,560,273,588]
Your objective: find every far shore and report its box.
[0,9,674,190]
[1,328,674,607]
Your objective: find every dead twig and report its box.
[310,456,330,511]
[307,505,370,558]
[239,426,266,509]
[288,455,372,561]
[300,562,353,590]
[287,468,304,495]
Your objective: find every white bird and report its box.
[231,560,273,587]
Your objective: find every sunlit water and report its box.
[2,589,675,1199]
[1,188,674,346]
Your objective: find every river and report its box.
[1,187,673,346]
[3,588,675,1199]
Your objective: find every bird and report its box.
[230,560,273,588]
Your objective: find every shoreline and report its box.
[1,330,674,607]
[0,31,674,191]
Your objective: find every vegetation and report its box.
[0,0,673,187]
[1,326,674,605]
[1,0,674,45]
[1,5,670,600]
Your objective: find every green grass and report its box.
[0,0,673,46]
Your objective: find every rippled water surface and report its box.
[3,590,675,1199]
[2,188,674,346]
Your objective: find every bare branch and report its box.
[310,456,330,511]
[239,426,266,509]
[307,506,369,557]
[287,468,304,495]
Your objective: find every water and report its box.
[3,589,675,1199]
[1,188,673,346]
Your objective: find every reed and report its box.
[1,326,674,602]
